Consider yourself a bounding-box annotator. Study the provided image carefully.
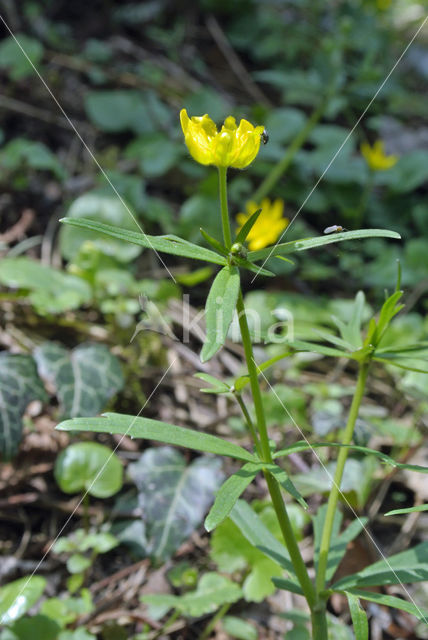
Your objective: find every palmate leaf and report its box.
[129,447,223,560]
[0,353,47,459]
[56,412,256,462]
[201,266,240,362]
[60,218,228,265]
[247,228,401,262]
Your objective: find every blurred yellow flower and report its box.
[360,140,398,171]
[180,109,264,169]
[236,198,289,251]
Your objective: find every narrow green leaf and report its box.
[385,504,428,516]
[341,588,428,622]
[331,541,428,590]
[56,413,256,462]
[194,373,230,394]
[205,463,262,532]
[273,441,428,474]
[199,228,229,256]
[373,357,428,374]
[346,593,368,640]
[235,208,262,244]
[248,229,401,262]
[286,339,349,358]
[233,350,294,392]
[201,266,240,362]
[233,256,275,277]
[271,577,304,596]
[265,464,308,509]
[313,329,355,352]
[230,500,295,577]
[60,218,227,265]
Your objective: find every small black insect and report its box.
[261,128,269,145]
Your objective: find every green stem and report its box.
[218,163,321,627]
[252,96,329,203]
[315,363,370,593]
[198,602,231,640]
[235,393,262,457]
[311,605,329,640]
[218,166,232,248]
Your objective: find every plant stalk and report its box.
[235,393,263,457]
[315,363,370,593]
[217,165,319,618]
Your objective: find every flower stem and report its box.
[218,166,232,248]
[235,393,263,457]
[315,363,370,593]
[217,167,318,616]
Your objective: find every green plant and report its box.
[54,110,428,639]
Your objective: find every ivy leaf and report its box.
[0,353,47,459]
[201,266,240,362]
[129,447,223,560]
[34,342,124,418]
[56,413,256,462]
[0,257,91,315]
[0,576,46,624]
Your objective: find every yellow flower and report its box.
[236,198,289,251]
[360,140,398,171]
[180,109,264,169]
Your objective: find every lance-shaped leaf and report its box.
[129,447,223,560]
[247,228,401,262]
[34,342,124,418]
[313,505,368,582]
[384,504,428,516]
[0,353,47,459]
[201,266,240,362]
[199,228,228,256]
[331,541,428,590]
[346,593,368,640]
[232,255,275,277]
[265,463,308,509]
[60,218,227,265]
[56,413,256,462]
[205,462,262,532]
[235,208,262,244]
[338,589,428,622]
[230,499,295,577]
[272,441,428,474]
[194,372,231,394]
